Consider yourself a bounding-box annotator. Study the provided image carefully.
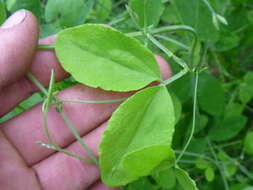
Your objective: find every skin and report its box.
[0,11,171,190]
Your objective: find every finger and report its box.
[1,84,133,165]
[0,35,68,117]
[33,123,107,190]
[89,181,119,190]
[0,132,41,190]
[0,10,39,89]
[156,55,172,79]
[1,56,171,165]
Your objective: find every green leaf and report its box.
[244,131,253,155]
[194,114,209,134]
[239,72,253,104]
[99,86,175,186]
[0,0,6,25]
[217,151,237,177]
[6,0,41,17]
[152,168,176,189]
[175,167,199,190]
[198,73,225,116]
[214,29,240,52]
[96,0,112,21]
[209,115,247,141]
[170,91,182,124]
[56,24,161,92]
[45,0,91,27]
[171,73,193,103]
[127,177,158,190]
[129,0,164,28]
[205,167,215,182]
[195,159,209,169]
[225,103,244,117]
[172,0,219,41]
[161,5,179,24]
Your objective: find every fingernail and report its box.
[1,9,27,29]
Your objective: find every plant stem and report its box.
[128,25,198,67]
[108,12,129,26]
[146,34,189,85]
[201,0,215,14]
[217,140,242,148]
[155,34,190,50]
[162,69,188,86]
[175,150,216,163]
[28,71,96,164]
[61,98,127,104]
[27,72,48,96]
[38,142,93,163]
[127,25,196,38]
[208,139,230,190]
[214,145,253,181]
[176,72,199,164]
[38,44,55,50]
[59,109,99,165]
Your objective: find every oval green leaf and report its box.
[55,24,161,92]
[99,86,175,186]
[205,167,215,182]
[244,131,253,155]
[175,167,199,190]
[129,0,164,28]
[209,115,247,142]
[152,168,176,189]
[198,73,225,116]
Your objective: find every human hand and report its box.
[0,10,171,190]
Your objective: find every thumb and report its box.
[0,9,39,89]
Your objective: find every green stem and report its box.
[201,0,215,14]
[162,69,188,86]
[127,25,196,38]
[108,12,129,26]
[208,139,230,190]
[128,25,198,67]
[176,72,199,164]
[155,34,190,50]
[175,150,216,164]
[59,109,99,166]
[217,140,242,148]
[146,34,189,86]
[37,142,93,163]
[28,71,96,164]
[38,44,55,50]
[214,145,253,181]
[27,72,48,96]
[61,98,127,104]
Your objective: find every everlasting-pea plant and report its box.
[32,22,198,189]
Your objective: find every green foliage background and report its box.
[0,0,253,189]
